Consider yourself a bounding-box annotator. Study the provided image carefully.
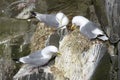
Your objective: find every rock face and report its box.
[13,22,60,80]
[93,0,120,43]
[13,29,110,80]
[13,65,54,80]
[0,34,30,80]
[55,30,110,80]
[93,0,119,79]
[30,23,58,52]
[0,0,119,80]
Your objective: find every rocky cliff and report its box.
[0,0,119,80]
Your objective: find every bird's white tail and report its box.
[19,57,26,63]
[98,35,108,41]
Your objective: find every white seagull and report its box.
[30,11,69,29]
[14,45,60,66]
[71,16,108,41]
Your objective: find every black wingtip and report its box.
[30,11,36,16]
[12,58,19,61]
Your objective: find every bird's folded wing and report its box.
[29,50,43,58]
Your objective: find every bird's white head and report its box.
[56,12,69,29]
[70,16,90,30]
[42,45,59,57]
[72,16,89,27]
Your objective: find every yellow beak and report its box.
[57,52,61,56]
[70,24,77,31]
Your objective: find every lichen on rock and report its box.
[30,22,56,52]
[54,29,109,80]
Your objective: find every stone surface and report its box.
[30,22,57,52]
[0,34,31,80]
[0,17,28,40]
[55,29,110,80]
[2,0,35,19]
[0,0,119,80]
[118,42,120,80]
[93,1,120,79]
[13,29,111,80]
[13,65,54,80]
[105,0,120,43]
[13,22,60,80]
[93,0,120,43]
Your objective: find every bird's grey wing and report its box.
[80,22,98,39]
[90,22,108,40]
[20,55,50,66]
[43,14,59,27]
[20,50,50,65]
[81,22,108,40]
[89,22,104,35]
[28,50,43,58]
[23,57,49,66]
[89,21,101,28]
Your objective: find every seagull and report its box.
[30,11,69,29]
[30,11,69,40]
[71,16,108,41]
[13,45,60,67]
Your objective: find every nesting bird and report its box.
[14,45,60,67]
[30,11,69,29]
[71,16,108,41]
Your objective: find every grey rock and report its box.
[55,30,110,80]
[93,0,120,43]
[13,65,54,80]
[45,32,60,48]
